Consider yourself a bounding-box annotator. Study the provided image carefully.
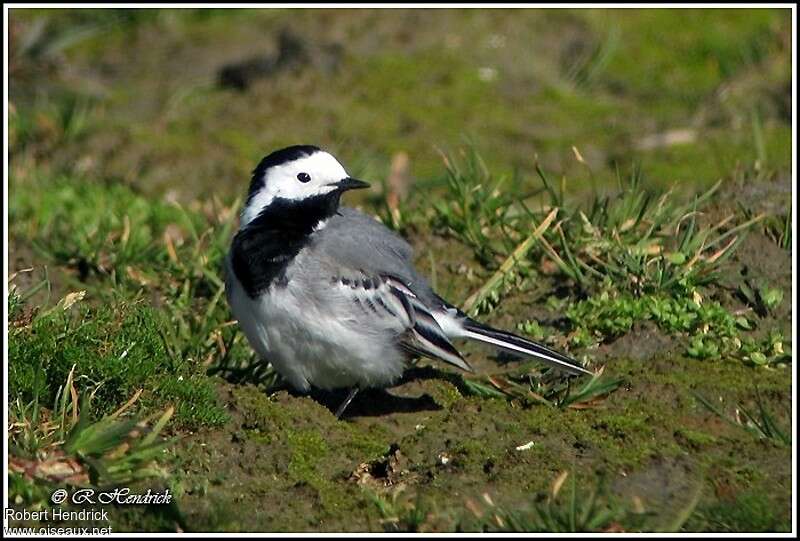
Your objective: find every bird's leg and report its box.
[335,387,360,419]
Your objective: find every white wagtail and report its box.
[225,145,593,417]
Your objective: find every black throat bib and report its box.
[231,192,341,297]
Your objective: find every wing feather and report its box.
[329,273,472,373]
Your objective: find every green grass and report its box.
[560,291,790,365]
[750,203,792,251]
[429,147,791,369]
[462,368,622,411]
[684,491,791,532]
[372,469,704,533]
[368,489,434,532]
[7,160,244,431]
[469,473,647,533]
[434,151,764,301]
[9,366,175,507]
[8,159,250,430]
[693,390,791,445]
[9,284,228,428]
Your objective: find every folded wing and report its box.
[328,272,472,373]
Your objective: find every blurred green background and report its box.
[9,7,792,200]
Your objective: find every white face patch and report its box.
[241,151,350,227]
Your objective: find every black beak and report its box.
[329,177,371,191]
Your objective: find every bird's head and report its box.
[240,145,370,228]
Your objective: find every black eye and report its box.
[297,172,311,183]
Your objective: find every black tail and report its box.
[461,319,593,377]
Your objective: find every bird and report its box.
[225,145,593,417]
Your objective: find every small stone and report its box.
[515,441,535,451]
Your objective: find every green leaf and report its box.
[760,287,783,310]
[735,316,752,329]
[665,252,686,265]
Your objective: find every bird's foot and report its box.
[334,387,360,419]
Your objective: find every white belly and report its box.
[225,260,407,391]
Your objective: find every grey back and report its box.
[307,207,438,303]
